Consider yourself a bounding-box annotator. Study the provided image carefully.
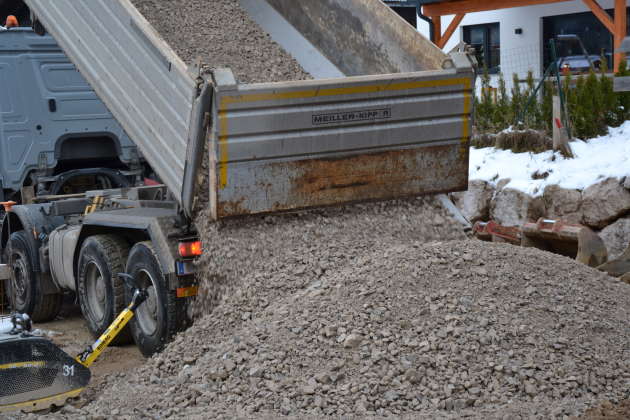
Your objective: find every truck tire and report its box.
[77,235,131,344]
[125,241,179,357]
[4,231,62,322]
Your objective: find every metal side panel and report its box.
[24,0,197,209]
[0,264,9,281]
[238,0,344,79]
[48,225,81,291]
[242,0,448,77]
[209,68,474,219]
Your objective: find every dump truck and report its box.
[0,13,144,205]
[0,0,475,358]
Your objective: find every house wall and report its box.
[417,0,623,90]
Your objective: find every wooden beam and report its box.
[424,0,571,16]
[582,0,615,33]
[438,14,466,49]
[433,15,442,47]
[614,0,627,72]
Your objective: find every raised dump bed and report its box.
[24,0,475,219]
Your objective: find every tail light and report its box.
[178,241,202,258]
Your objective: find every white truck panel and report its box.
[24,0,198,212]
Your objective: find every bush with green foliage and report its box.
[474,62,630,142]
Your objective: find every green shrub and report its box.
[473,65,629,147]
[541,80,554,134]
[599,56,616,127]
[510,73,524,125]
[524,71,544,128]
[474,66,495,134]
[492,74,511,129]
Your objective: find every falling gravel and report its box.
[131,0,311,83]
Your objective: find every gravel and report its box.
[131,0,311,83]
[10,2,630,419]
[36,198,629,419]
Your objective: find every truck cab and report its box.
[0,18,141,203]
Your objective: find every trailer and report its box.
[0,0,475,356]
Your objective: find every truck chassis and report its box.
[1,186,197,356]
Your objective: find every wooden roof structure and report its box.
[420,0,628,70]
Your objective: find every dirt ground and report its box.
[28,298,145,406]
[574,400,630,420]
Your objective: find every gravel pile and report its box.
[43,196,629,419]
[131,0,311,83]
[10,2,630,419]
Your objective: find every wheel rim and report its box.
[85,262,107,323]
[135,269,158,336]
[10,252,28,308]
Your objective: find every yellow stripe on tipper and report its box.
[0,361,45,370]
[217,77,473,189]
[218,105,230,190]
[461,77,472,160]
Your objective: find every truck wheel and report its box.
[77,235,131,344]
[4,231,62,322]
[125,242,178,357]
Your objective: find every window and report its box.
[389,6,418,28]
[463,23,500,73]
[543,8,630,71]
[383,1,419,28]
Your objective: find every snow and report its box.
[470,121,630,196]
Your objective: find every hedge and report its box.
[474,59,630,141]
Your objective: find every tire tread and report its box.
[77,234,131,343]
[126,241,181,356]
[5,231,62,322]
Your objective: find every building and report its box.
[385,0,629,89]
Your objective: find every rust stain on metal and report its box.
[216,197,252,218]
[216,144,468,218]
[290,145,466,201]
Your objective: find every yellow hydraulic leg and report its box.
[76,274,147,368]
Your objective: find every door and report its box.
[0,54,33,193]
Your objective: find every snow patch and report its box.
[470,121,630,195]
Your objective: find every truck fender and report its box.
[0,204,65,293]
[73,221,182,291]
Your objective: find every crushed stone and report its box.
[44,219,629,419]
[131,0,311,83]
[9,2,629,419]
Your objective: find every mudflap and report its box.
[0,335,90,413]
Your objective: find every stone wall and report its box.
[451,177,630,257]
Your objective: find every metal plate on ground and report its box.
[0,336,90,413]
